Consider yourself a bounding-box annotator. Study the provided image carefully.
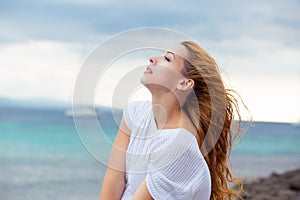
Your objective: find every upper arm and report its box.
[107,100,137,171]
[108,117,131,171]
[131,179,153,200]
[98,117,131,200]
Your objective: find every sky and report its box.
[0,0,299,123]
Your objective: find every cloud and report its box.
[0,40,83,101]
[1,0,298,44]
[0,0,299,122]
[228,75,300,123]
[203,37,300,76]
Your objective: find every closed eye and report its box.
[164,56,170,62]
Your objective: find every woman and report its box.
[99,41,250,200]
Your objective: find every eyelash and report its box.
[164,56,170,62]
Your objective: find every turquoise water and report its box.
[231,121,300,181]
[233,122,300,156]
[0,107,299,199]
[0,108,106,200]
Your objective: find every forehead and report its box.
[167,44,190,62]
[164,44,189,72]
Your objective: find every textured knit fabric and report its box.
[120,100,211,200]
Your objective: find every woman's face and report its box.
[140,44,188,92]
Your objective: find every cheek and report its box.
[140,65,184,91]
[153,67,182,89]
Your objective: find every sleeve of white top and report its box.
[122,101,136,131]
[122,100,150,132]
[145,141,211,200]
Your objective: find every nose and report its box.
[149,56,158,65]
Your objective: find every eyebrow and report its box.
[166,51,176,60]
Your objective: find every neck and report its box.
[151,92,182,129]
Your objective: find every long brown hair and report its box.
[180,41,251,200]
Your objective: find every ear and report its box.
[177,78,194,91]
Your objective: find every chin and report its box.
[140,75,148,85]
[140,77,151,88]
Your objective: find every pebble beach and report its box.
[243,168,300,200]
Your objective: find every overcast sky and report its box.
[0,0,299,122]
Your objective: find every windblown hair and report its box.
[180,41,251,200]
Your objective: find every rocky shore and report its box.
[243,168,300,200]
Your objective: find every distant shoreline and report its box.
[0,97,298,124]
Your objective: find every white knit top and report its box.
[121,100,211,200]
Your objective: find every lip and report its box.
[144,66,152,74]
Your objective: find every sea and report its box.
[0,107,299,200]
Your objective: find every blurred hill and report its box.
[0,97,70,109]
